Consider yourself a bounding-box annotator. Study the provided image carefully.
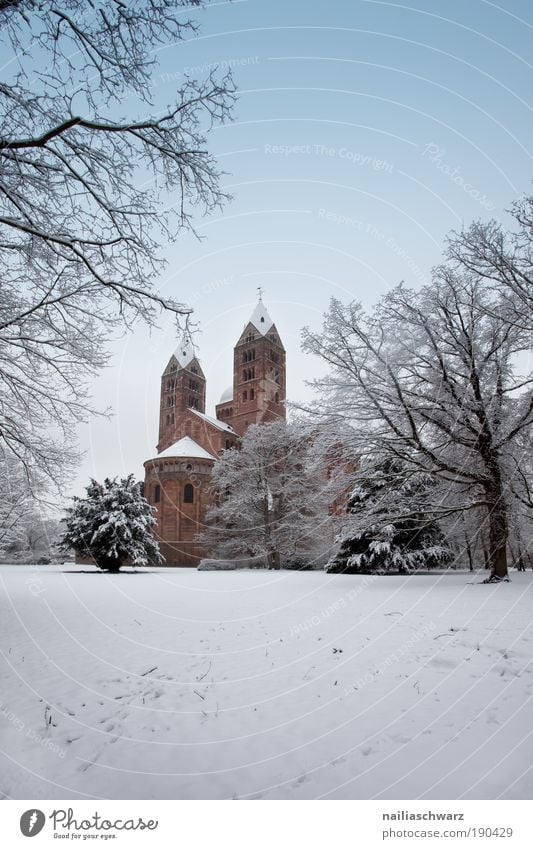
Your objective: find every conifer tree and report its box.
[327,458,452,574]
[61,475,162,571]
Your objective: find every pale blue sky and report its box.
[75,0,533,494]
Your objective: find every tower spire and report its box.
[174,329,196,370]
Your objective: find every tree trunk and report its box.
[482,539,490,570]
[465,534,473,571]
[515,526,526,571]
[485,496,509,581]
[97,556,122,572]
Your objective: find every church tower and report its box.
[216,297,286,436]
[157,335,206,452]
[143,300,285,567]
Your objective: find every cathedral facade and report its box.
[143,299,286,566]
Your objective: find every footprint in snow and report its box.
[390,733,411,745]
[429,657,458,670]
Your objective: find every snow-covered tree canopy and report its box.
[446,195,533,331]
[203,421,337,569]
[0,449,43,552]
[327,456,452,574]
[303,268,532,582]
[61,474,162,571]
[0,0,235,488]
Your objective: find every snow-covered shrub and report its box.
[61,475,162,571]
[198,556,267,571]
[327,457,452,575]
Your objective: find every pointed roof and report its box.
[173,333,197,370]
[155,436,216,461]
[248,298,274,336]
[189,408,235,434]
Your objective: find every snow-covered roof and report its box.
[155,436,216,461]
[248,300,274,335]
[189,408,235,434]
[173,334,197,370]
[219,385,233,404]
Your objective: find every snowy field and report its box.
[1,565,533,800]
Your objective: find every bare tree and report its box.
[302,271,532,582]
[0,450,42,551]
[203,421,336,569]
[0,1,235,485]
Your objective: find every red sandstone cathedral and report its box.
[143,298,286,565]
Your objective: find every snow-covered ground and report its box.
[1,565,532,800]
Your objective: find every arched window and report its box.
[184,483,194,503]
[154,484,161,503]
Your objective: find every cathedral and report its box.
[143,298,286,566]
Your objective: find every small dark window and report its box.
[186,463,193,471]
[225,439,231,449]
[243,390,247,401]
[250,388,255,400]
[275,391,279,403]
[154,484,161,503]
[184,483,194,503]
